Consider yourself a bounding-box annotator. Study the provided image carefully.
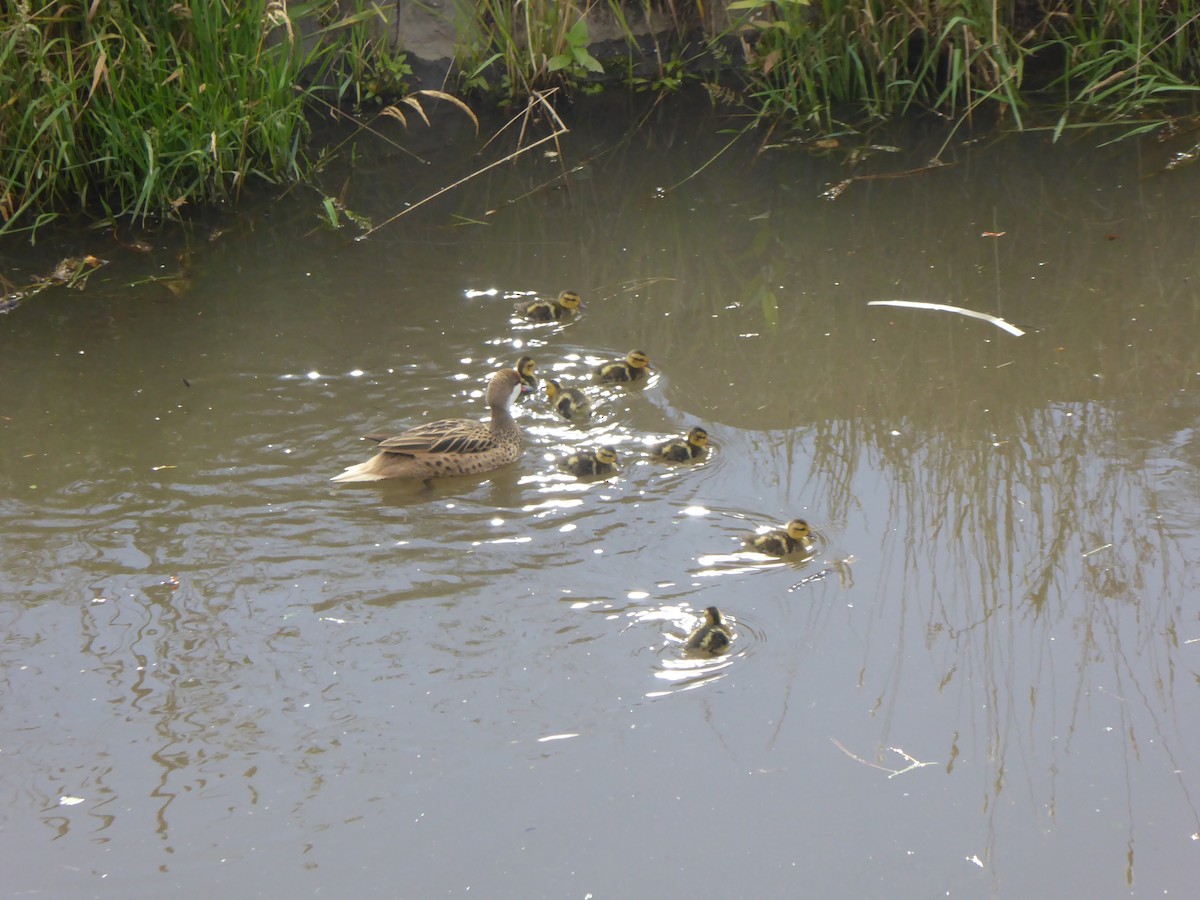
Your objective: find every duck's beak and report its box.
[520,382,535,394]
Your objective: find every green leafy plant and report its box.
[547,18,604,77]
[457,1,609,100]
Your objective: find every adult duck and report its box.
[331,368,529,482]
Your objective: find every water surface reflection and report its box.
[1,94,1198,898]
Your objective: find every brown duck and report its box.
[331,368,530,482]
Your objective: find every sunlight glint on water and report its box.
[0,97,1197,898]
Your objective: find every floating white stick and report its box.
[868,300,1025,336]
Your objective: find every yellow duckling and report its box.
[561,445,619,478]
[683,607,734,656]
[331,368,531,482]
[515,356,538,393]
[745,519,814,556]
[545,378,591,422]
[514,290,582,322]
[596,349,651,383]
[650,426,709,462]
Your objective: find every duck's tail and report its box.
[330,459,388,483]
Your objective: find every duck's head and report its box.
[785,519,811,541]
[595,446,619,466]
[702,606,724,626]
[489,368,529,406]
[625,349,651,371]
[516,356,537,381]
[557,290,582,311]
[545,378,563,400]
[686,426,709,449]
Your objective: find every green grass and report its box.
[1040,0,1200,117]
[0,0,394,239]
[726,0,1028,127]
[725,0,1200,130]
[1,2,310,235]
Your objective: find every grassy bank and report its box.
[454,1,1200,129]
[0,0,391,239]
[1,2,309,236]
[746,0,1200,129]
[2,0,1198,239]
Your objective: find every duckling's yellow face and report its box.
[626,350,650,369]
[544,379,561,399]
[687,427,709,447]
[785,519,811,540]
[595,446,619,466]
[517,356,537,378]
[557,290,582,310]
[703,606,723,626]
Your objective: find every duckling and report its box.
[745,519,814,557]
[560,445,619,478]
[650,426,709,462]
[596,349,651,383]
[515,356,538,393]
[545,378,591,423]
[331,368,531,482]
[514,290,582,322]
[683,607,734,656]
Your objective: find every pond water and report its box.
[2,93,1199,898]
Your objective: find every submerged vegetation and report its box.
[1,0,1199,238]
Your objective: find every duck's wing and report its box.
[367,418,495,456]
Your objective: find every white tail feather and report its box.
[330,461,388,483]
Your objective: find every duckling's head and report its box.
[625,349,651,370]
[785,519,811,541]
[702,606,724,626]
[545,378,563,400]
[557,290,582,310]
[595,446,619,466]
[516,356,537,379]
[686,426,709,448]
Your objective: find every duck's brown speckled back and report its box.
[331,368,527,482]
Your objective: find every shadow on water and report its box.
[1,91,1198,897]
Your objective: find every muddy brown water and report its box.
[2,95,1198,897]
